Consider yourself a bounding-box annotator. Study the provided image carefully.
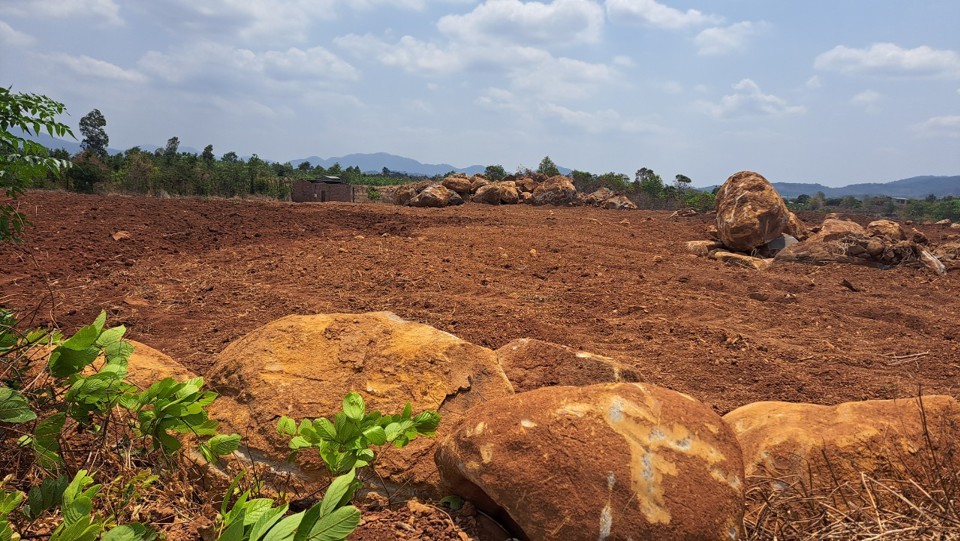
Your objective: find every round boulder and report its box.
[436,383,745,541]
[495,338,640,393]
[531,175,578,206]
[715,171,791,252]
[207,312,515,494]
[866,219,906,241]
[409,184,463,207]
[724,396,960,486]
[441,176,473,198]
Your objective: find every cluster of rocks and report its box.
[126,312,960,541]
[688,171,950,274]
[393,173,637,210]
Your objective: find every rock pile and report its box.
[130,315,960,541]
[392,174,636,209]
[689,170,949,274]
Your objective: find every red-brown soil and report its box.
[2,191,959,415]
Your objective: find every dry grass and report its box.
[744,395,960,541]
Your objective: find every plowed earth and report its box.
[2,191,959,416]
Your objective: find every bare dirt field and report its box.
[2,190,959,415]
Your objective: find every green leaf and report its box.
[34,413,66,469]
[314,418,336,441]
[342,393,364,422]
[0,386,36,423]
[102,523,156,541]
[95,326,125,346]
[361,426,386,446]
[262,512,303,541]
[48,346,100,378]
[248,504,287,541]
[277,416,297,437]
[60,321,101,351]
[242,499,277,526]
[304,505,361,541]
[218,517,246,541]
[292,500,323,541]
[319,470,356,518]
[207,434,241,456]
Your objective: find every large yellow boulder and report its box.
[206,312,515,494]
[715,171,792,252]
[724,396,960,485]
[436,383,745,541]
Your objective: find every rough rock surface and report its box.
[392,181,434,206]
[470,176,490,193]
[441,176,473,198]
[437,383,745,541]
[715,171,792,252]
[774,218,931,270]
[710,250,773,271]
[686,240,724,257]
[207,312,515,493]
[724,396,960,486]
[583,187,615,205]
[495,338,640,393]
[531,176,577,206]
[410,184,463,208]
[472,182,520,205]
[602,195,638,210]
[124,340,196,387]
[866,219,906,241]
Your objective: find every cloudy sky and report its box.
[2,0,958,186]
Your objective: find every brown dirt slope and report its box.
[2,191,958,414]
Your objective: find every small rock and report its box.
[748,292,769,302]
[111,230,131,241]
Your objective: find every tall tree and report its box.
[79,109,108,159]
[163,137,180,158]
[537,156,560,177]
[674,174,692,192]
[0,88,74,240]
[201,144,214,162]
[484,164,506,181]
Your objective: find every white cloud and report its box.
[815,43,960,78]
[605,0,721,29]
[140,0,337,43]
[139,42,358,86]
[335,33,618,100]
[913,115,960,138]
[40,53,147,83]
[540,102,661,133]
[0,0,122,25]
[805,75,822,89]
[695,21,765,56]
[334,34,463,74]
[0,19,34,47]
[697,79,805,119]
[850,90,881,108]
[438,0,605,46]
[509,55,617,100]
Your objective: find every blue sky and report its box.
[2,0,958,186]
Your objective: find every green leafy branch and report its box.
[278,392,440,475]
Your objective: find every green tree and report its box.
[201,144,214,162]
[537,156,560,177]
[484,164,506,181]
[0,88,74,241]
[79,109,108,159]
[163,137,179,159]
[635,168,664,199]
[298,161,312,171]
[221,151,239,163]
[674,174,692,192]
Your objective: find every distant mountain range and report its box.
[21,132,958,198]
[770,176,960,199]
